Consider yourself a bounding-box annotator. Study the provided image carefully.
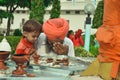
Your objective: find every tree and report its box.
[29,0,45,24]
[29,0,53,24]
[92,0,104,28]
[44,0,53,7]
[0,10,13,19]
[0,0,31,35]
[50,0,61,19]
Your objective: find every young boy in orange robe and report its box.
[15,19,42,64]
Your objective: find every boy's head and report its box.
[23,19,42,44]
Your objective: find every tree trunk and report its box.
[6,18,11,36]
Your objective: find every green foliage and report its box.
[90,45,99,57]
[50,0,61,19]
[44,0,53,8]
[0,36,3,42]
[75,47,94,57]
[75,46,99,57]
[30,0,45,24]
[0,10,13,18]
[13,29,22,36]
[0,0,31,8]
[0,36,21,54]
[90,35,95,45]
[6,36,22,54]
[82,34,95,46]
[75,35,99,57]
[0,0,31,35]
[92,0,104,28]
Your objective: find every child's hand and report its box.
[32,53,40,64]
[29,48,36,55]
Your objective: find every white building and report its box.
[0,0,101,35]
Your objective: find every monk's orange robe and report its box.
[96,0,120,79]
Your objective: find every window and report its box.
[75,11,80,14]
[66,11,70,14]
[16,10,20,13]
[22,18,25,25]
[22,10,26,13]
[80,10,85,15]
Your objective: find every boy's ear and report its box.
[23,31,28,37]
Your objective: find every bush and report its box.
[0,36,4,42]
[75,46,99,57]
[0,36,22,54]
[75,34,99,57]
[75,47,94,57]
[90,45,99,57]
[13,29,22,36]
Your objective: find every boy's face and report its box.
[25,31,40,44]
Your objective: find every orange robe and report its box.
[16,38,35,55]
[96,0,120,79]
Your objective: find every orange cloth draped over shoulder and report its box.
[42,18,69,40]
[16,38,35,55]
[96,0,120,78]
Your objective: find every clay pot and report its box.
[0,51,10,70]
[54,59,62,65]
[32,54,40,65]
[11,54,30,75]
[62,58,69,66]
[46,58,53,63]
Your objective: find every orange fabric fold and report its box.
[110,62,119,78]
[96,0,120,79]
[16,38,35,54]
[103,0,120,26]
